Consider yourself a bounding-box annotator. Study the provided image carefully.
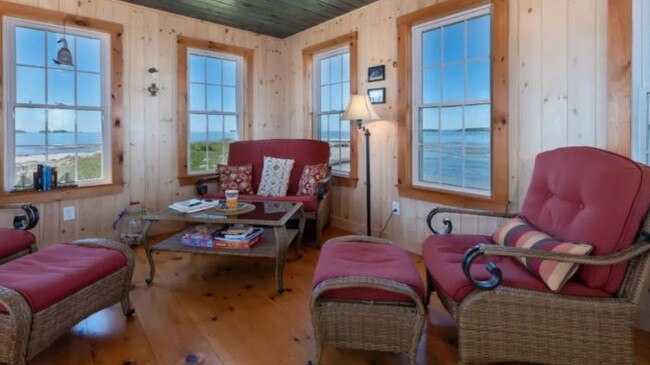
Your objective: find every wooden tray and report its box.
[212,202,255,215]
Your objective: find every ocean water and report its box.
[15,132,102,155]
[420,129,490,191]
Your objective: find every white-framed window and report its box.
[313,46,351,176]
[2,16,111,191]
[411,5,492,195]
[187,48,243,174]
[633,0,650,164]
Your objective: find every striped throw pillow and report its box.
[492,217,593,292]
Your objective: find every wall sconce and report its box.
[147,67,160,96]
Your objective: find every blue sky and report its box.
[14,26,103,135]
[421,14,491,131]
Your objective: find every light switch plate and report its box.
[63,206,75,221]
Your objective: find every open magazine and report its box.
[169,199,217,214]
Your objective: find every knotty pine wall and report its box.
[0,0,286,245]
[283,0,608,252]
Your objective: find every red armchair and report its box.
[422,147,650,364]
[0,204,39,264]
[195,139,332,244]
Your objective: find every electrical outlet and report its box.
[391,201,400,216]
[63,206,75,221]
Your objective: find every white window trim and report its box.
[633,0,650,164]
[2,16,111,192]
[410,4,491,196]
[186,47,244,175]
[313,45,350,176]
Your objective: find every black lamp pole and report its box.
[356,119,371,236]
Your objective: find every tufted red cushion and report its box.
[0,228,35,259]
[0,244,127,313]
[422,234,611,301]
[227,139,329,195]
[312,241,425,302]
[204,192,320,212]
[521,147,650,293]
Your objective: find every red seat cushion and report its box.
[312,241,425,302]
[0,228,35,259]
[204,192,320,212]
[227,139,330,195]
[422,234,611,302]
[0,244,127,313]
[521,147,650,293]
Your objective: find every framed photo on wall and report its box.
[368,87,386,104]
[367,65,385,82]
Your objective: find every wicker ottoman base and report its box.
[310,236,426,365]
[0,239,134,365]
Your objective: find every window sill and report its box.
[0,183,124,204]
[397,184,508,213]
[332,175,359,188]
[178,173,217,187]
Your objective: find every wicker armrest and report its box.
[310,276,426,313]
[71,238,135,269]
[316,168,332,201]
[426,206,517,235]
[194,175,221,196]
[0,204,39,231]
[0,286,32,363]
[462,242,650,290]
[322,235,395,246]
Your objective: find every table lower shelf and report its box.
[151,228,298,258]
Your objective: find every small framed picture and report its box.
[368,88,386,104]
[367,65,385,82]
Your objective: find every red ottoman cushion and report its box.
[312,241,425,302]
[0,228,35,259]
[0,243,127,312]
[422,234,611,301]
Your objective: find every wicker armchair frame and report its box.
[426,207,650,365]
[0,204,40,264]
[310,235,426,365]
[0,238,135,365]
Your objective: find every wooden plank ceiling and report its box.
[120,0,380,38]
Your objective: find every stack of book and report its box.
[179,224,264,250]
[169,199,217,214]
[213,225,264,249]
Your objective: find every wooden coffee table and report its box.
[142,201,306,293]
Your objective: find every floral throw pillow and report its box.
[217,164,254,194]
[257,157,295,197]
[297,163,328,196]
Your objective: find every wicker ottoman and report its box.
[0,239,134,365]
[310,235,426,365]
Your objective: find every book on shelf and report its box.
[213,227,264,249]
[169,199,217,214]
[222,224,254,239]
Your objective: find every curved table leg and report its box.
[295,207,306,259]
[142,220,156,285]
[273,226,290,293]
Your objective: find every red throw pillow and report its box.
[297,163,328,196]
[492,217,593,292]
[217,164,254,194]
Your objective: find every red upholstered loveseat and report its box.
[195,139,331,243]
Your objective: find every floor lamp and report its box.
[343,95,380,236]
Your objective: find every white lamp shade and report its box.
[342,94,380,121]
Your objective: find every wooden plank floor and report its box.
[30,226,650,365]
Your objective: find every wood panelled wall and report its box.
[0,0,609,253]
[283,0,608,252]
[0,0,286,245]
